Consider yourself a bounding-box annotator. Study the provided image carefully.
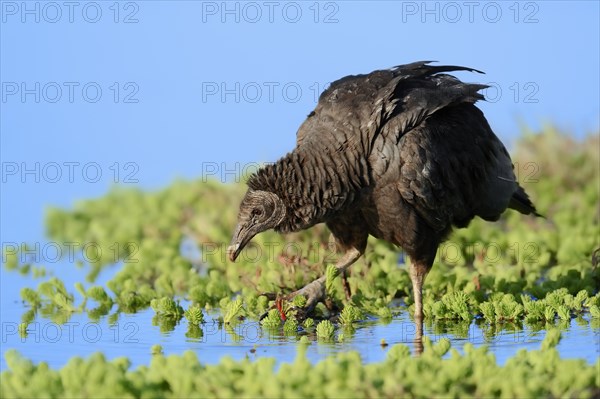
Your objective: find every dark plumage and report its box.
[228,61,539,322]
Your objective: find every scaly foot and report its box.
[258,276,327,321]
[286,276,327,317]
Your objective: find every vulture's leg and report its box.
[413,316,424,356]
[341,269,352,301]
[287,247,363,313]
[287,215,368,315]
[409,260,432,322]
[410,262,428,356]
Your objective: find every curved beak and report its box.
[227,243,241,262]
[227,224,254,262]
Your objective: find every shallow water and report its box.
[2,261,598,371]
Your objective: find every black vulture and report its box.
[228,61,539,323]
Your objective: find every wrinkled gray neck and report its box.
[248,146,368,232]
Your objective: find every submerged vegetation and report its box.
[2,128,599,397]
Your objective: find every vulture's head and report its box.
[228,190,286,262]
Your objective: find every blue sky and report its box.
[1,0,599,247]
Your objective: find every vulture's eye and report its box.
[251,209,263,217]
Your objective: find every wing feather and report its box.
[296,61,488,151]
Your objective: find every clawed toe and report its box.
[286,278,326,309]
[258,279,327,321]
